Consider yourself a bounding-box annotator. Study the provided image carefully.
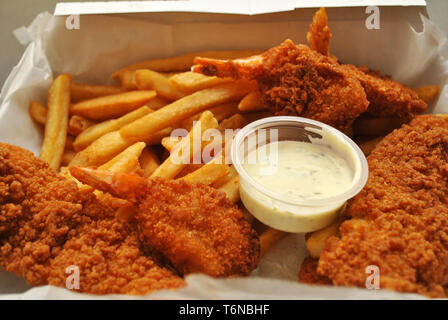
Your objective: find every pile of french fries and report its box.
[28,49,441,261]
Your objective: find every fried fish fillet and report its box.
[315,115,448,298]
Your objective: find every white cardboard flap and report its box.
[54,0,426,16]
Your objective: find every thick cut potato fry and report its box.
[176,164,204,179]
[181,102,239,131]
[170,71,233,93]
[39,74,72,170]
[139,147,161,178]
[69,126,171,167]
[238,90,265,112]
[68,115,96,136]
[73,106,153,151]
[146,96,170,110]
[415,85,440,103]
[99,142,146,173]
[180,162,230,186]
[118,70,137,90]
[353,117,405,136]
[71,83,126,103]
[151,111,219,179]
[357,136,384,156]
[61,149,76,167]
[29,101,47,125]
[161,136,182,152]
[219,114,248,130]
[213,165,238,188]
[260,228,288,258]
[135,69,185,101]
[305,213,345,258]
[120,80,255,141]
[70,90,156,121]
[112,49,262,77]
[218,176,240,203]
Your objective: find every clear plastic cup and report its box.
[231,116,369,233]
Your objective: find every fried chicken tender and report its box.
[193,40,369,132]
[0,142,184,294]
[307,7,332,56]
[315,115,448,298]
[69,167,260,278]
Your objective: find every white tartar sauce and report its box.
[242,140,353,201]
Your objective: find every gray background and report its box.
[1,0,447,87]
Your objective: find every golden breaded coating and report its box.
[298,256,332,286]
[317,115,448,298]
[137,178,260,277]
[307,7,332,56]
[48,217,185,295]
[193,40,369,132]
[0,142,184,294]
[343,65,427,119]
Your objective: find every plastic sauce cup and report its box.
[231,116,369,233]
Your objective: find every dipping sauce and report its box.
[232,116,368,233]
[242,141,353,201]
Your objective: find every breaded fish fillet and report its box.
[316,115,448,298]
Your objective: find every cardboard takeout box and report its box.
[0,0,446,299]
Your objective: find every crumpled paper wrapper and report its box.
[0,7,446,299]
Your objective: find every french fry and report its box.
[117,70,137,90]
[70,90,156,121]
[219,114,248,130]
[260,228,288,258]
[69,126,172,168]
[120,80,255,141]
[180,102,239,131]
[161,136,182,152]
[112,49,262,77]
[99,142,146,173]
[71,83,126,103]
[170,71,233,93]
[151,111,219,179]
[358,136,384,156]
[135,69,185,101]
[139,147,161,178]
[68,115,96,136]
[61,149,76,167]
[39,74,72,170]
[213,165,238,188]
[415,85,440,103]
[29,101,47,125]
[146,96,170,110]
[218,176,240,203]
[238,90,265,112]
[175,164,204,178]
[180,162,230,186]
[73,106,154,151]
[305,213,345,259]
[353,117,405,136]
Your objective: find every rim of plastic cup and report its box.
[231,116,369,207]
